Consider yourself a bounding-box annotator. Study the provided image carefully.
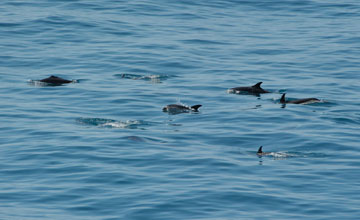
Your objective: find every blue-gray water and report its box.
[1,1,360,219]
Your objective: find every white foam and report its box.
[268,152,289,158]
[227,88,235,94]
[101,120,142,128]
[102,122,128,128]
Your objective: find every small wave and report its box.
[124,135,168,143]
[76,118,150,129]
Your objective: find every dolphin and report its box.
[256,146,294,158]
[228,82,270,94]
[40,75,73,85]
[256,146,271,156]
[162,104,202,114]
[280,93,320,104]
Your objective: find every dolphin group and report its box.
[33,74,325,158]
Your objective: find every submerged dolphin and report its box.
[228,82,270,94]
[40,75,73,85]
[280,93,320,104]
[162,104,202,113]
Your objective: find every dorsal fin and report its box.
[191,105,202,111]
[252,82,263,88]
[280,93,286,104]
[257,146,263,154]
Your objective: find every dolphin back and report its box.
[40,75,72,84]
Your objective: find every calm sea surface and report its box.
[1,1,360,219]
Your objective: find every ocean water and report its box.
[1,0,360,219]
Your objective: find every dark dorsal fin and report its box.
[191,105,202,111]
[280,93,286,104]
[257,146,263,154]
[252,82,263,88]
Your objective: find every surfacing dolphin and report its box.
[280,93,320,104]
[256,146,291,158]
[40,75,73,85]
[228,82,270,95]
[257,146,271,156]
[162,104,202,114]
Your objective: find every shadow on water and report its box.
[240,105,262,111]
